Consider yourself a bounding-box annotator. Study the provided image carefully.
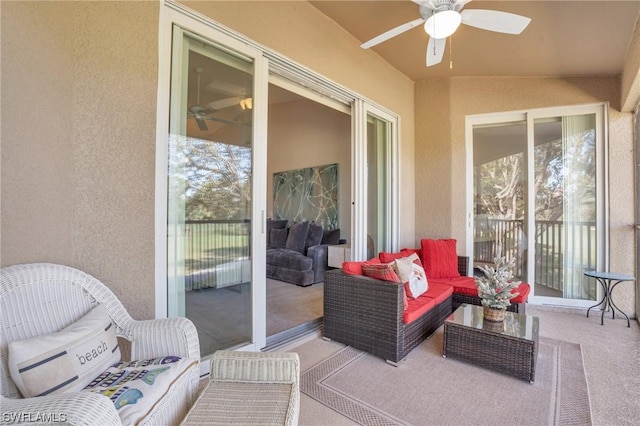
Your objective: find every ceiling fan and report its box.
[360,0,531,67]
[187,68,243,131]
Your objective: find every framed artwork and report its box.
[273,163,339,229]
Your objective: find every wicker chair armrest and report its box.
[0,392,121,426]
[126,317,200,361]
[210,350,300,384]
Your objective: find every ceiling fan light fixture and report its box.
[240,97,253,110]
[424,10,461,39]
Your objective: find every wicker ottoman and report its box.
[443,304,539,382]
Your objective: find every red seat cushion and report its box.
[511,283,531,303]
[403,294,436,324]
[430,276,478,296]
[422,281,454,304]
[420,239,461,279]
[430,277,530,304]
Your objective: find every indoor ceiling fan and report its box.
[360,0,531,67]
[187,68,244,131]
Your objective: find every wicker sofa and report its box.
[324,255,529,365]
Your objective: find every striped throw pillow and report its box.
[362,262,401,282]
[8,304,121,398]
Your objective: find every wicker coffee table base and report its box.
[443,309,539,383]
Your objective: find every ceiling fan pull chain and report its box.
[449,36,453,69]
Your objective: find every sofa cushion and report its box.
[321,228,341,245]
[362,262,401,282]
[84,356,197,425]
[430,276,477,296]
[305,222,324,251]
[266,248,313,271]
[422,281,454,305]
[270,228,288,249]
[8,304,121,398]
[342,257,380,276]
[393,254,428,299]
[379,251,410,263]
[285,221,310,253]
[266,219,288,248]
[420,239,461,279]
[403,294,437,324]
[400,248,422,261]
[511,283,531,303]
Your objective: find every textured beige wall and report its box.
[181,0,416,249]
[1,1,159,320]
[1,2,76,265]
[621,14,640,112]
[415,76,636,314]
[268,100,351,240]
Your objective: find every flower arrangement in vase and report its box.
[475,254,521,322]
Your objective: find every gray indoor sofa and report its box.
[266,219,340,286]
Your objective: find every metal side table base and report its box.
[585,271,634,328]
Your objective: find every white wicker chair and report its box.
[0,263,200,426]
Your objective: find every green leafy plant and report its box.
[475,255,521,309]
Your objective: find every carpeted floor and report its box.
[298,331,588,426]
[287,304,640,426]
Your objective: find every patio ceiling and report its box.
[309,1,640,81]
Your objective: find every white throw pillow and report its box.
[84,356,197,425]
[393,253,420,282]
[394,254,429,299]
[8,304,121,397]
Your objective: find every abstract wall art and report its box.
[273,163,339,229]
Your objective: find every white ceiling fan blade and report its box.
[426,37,446,67]
[412,0,472,8]
[461,9,531,35]
[206,96,241,111]
[361,17,425,49]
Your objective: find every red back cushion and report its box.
[420,238,461,279]
[400,248,422,261]
[342,261,364,276]
[379,251,410,263]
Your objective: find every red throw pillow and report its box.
[362,263,401,282]
[420,238,461,279]
[400,248,422,261]
[342,258,380,276]
[379,251,411,263]
[342,261,364,276]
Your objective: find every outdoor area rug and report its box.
[301,330,592,426]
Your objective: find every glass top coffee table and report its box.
[443,304,539,382]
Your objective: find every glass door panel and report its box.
[366,114,391,259]
[471,107,603,307]
[168,31,254,357]
[533,114,597,300]
[472,121,529,282]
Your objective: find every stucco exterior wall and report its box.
[415,76,636,314]
[1,1,159,320]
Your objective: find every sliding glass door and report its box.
[167,26,267,357]
[469,104,606,307]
